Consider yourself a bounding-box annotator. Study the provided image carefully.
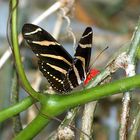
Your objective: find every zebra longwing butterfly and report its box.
[22,24,93,93]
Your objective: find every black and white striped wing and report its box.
[74,27,92,73]
[64,27,93,91]
[22,23,73,93]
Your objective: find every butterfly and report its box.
[22,24,93,93]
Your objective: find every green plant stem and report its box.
[55,75,140,111]
[13,112,50,140]
[11,0,39,99]
[14,74,140,139]
[2,74,140,136]
[0,96,35,122]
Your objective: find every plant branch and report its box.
[11,0,40,99]
[129,106,140,140]
[14,74,140,139]
[119,18,140,140]
[13,113,50,140]
[0,96,35,122]
[11,69,22,134]
[128,18,140,62]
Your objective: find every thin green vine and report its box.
[11,0,40,100]
[0,96,35,122]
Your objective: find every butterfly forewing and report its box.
[22,24,73,93]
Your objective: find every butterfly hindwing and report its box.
[74,27,92,73]
[64,27,93,91]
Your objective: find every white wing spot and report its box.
[79,43,91,48]
[25,28,42,35]
[81,31,92,38]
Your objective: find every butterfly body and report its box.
[22,24,93,93]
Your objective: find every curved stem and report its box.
[58,75,140,109]
[11,0,40,99]
[38,75,140,117]
[13,113,50,140]
[13,74,140,139]
[0,96,35,122]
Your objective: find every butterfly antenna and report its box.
[88,46,109,71]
